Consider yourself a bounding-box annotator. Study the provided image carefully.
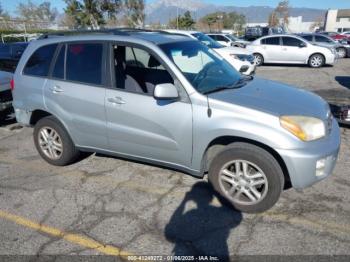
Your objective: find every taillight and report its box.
[10,79,14,91]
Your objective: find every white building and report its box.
[325,9,350,32]
[285,16,316,33]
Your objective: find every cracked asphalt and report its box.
[0,59,349,259]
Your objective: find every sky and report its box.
[2,0,350,15]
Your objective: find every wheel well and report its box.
[30,110,52,126]
[309,53,325,63]
[201,136,291,188]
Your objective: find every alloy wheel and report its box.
[38,127,63,160]
[218,160,268,205]
[310,55,323,67]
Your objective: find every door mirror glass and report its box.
[154,83,179,100]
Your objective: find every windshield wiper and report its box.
[202,75,254,95]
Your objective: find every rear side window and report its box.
[23,44,58,77]
[66,43,103,85]
[262,37,280,45]
[282,37,303,47]
[52,45,65,79]
[302,35,313,41]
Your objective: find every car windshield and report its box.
[225,34,239,41]
[159,40,241,95]
[191,33,223,49]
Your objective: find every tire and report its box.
[33,116,80,166]
[308,53,325,68]
[337,47,347,59]
[208,143,284,213]
[253,53,264,66]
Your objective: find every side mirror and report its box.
[299,42,307,48]
[153,83,179,100]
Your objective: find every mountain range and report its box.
[145,0,326,24]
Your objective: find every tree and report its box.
[124,0,145,28]
[223,12,246,31]
[268,11,279,27]
[16,1,58,22]
[63,0,122,29]
[201,13,218,31]
[268,0,290,28]
[168,11,195,29]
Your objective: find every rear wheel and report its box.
[253,53,264,66]
[33,116,80,166]
[337,47,347,58]
[208,143,284,213]
[308,54,325,68]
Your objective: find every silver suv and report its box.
[12,30,341,213]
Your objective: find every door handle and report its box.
[50,85,64,94]
[108,97,126,105]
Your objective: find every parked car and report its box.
[0,70,13,121]
[247,34,337,67]
[164,30,255,75]
[319,32,350,42]
[0,42,28,73]
[298,33,350,58]
[244,26,285,41]
[12,30,340,213]
[331,105,350,125]
[206,33,250,48]
[0,42,28,120]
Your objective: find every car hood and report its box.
[215,46,251,55]
[209,77,329,119]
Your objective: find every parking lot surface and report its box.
[0,60,350,259]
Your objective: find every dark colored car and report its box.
[0,42,28,120]
[244,26,285,41]
[330,105,350,125]
[0,42,28,73]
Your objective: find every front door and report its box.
[280,37,308,63]
[105,44,193,167]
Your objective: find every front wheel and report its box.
[253,53,264,66]
[208,143,284,213]
[308,54,325,68]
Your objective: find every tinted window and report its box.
[66,43,103,85]
[262,37,280,45]
[315,35,332,43]
[216,35,228,42]
[52,45,65,79]
[23,44,57,77]
[282,37,303,47]
[301,35,313,41]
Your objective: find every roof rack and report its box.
[37,28,173,40]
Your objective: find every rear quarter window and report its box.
[23,44,58,77]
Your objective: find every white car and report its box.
[247,34,336,68]
[164,30,256,75]
[206,33,251,48]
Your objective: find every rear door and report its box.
[105,43,193,167]
[44,42,108,148]
[261,37,281,62]
[280,36,308,63]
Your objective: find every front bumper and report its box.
[276,119,341,189]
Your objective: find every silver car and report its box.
[298,33,349,58]
[247,34,337,67]
[12,30,340,213]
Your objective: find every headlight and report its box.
[280,116,326,141]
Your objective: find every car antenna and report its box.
[207,95,212,118]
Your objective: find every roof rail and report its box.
[37,28,173,40]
